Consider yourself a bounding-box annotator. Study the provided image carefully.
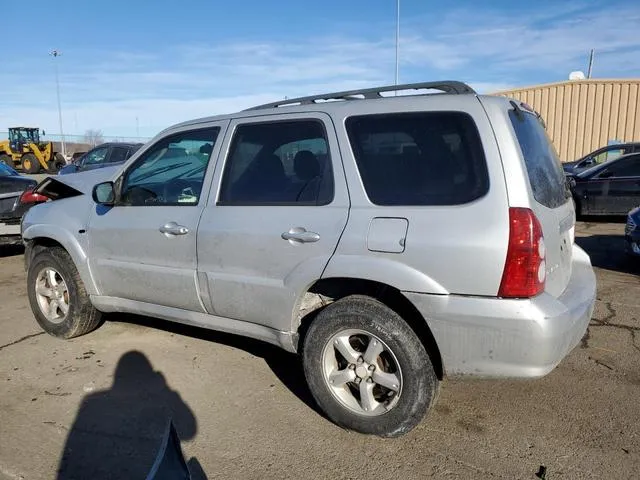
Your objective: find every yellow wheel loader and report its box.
[0,127,66,174]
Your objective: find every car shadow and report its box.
[112,314,324,418]
[575,234,639,275]
[0,244,24,258]
[57,350,207,479]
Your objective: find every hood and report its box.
[52,165,120,193]
[33,165,120,201]
[36,165,120,198]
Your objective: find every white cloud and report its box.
[1,2,638,137]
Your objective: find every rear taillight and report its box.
[498,207,546,298]
[19,190,49,204]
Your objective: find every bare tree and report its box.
[84,129,104,146]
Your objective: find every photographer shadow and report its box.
[57,350,206,479]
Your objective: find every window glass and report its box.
[592,148,624,164]
[109,146,130,164]
[83,147,109,166]
[120,128,219,206]
[604,156,640,177]
[219,120,333,205]
[346,112,489,205]
[509,110,568,209]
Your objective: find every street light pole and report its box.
[50,50,66,157]
[395,0,400,87]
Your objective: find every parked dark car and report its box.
[569,152,640,216]
[626,206,640,258]
[0,163,47,244]
[58,142,143,175]
[70,151,87,162]
[563,142,640,174]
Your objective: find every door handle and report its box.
[281,227,320,243]
[159,222,189,236]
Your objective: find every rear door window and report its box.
[108,146,130,164]
[509,110,568,209]
[345,112,489,206]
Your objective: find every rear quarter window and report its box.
[346,112,489,206]
[509,110,568,209]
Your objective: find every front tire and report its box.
[21,153,40,174]
[27,246,103,339]
[302,295,439,437]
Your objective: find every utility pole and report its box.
[50,50,66,157]
[395,0,400,89]
[587,49,595,79]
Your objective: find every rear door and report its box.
[595,155,640,214]
[196,113,349,332]
[508,108,574,297]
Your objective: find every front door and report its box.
[87,124,225,312]
[197,114,349,332]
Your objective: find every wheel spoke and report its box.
[328,367,356,387]
[363,337,384,364]
[36,284,53,297]
[372,370,400,392]
[359,380,379,413]
[333,336,360,364]
[47,269,58,287]
[58,299,69,315]
[48,299,59,317]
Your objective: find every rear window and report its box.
[346,112,489,206]
[509,110,568,209]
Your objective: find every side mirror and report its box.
[92,182,116,206]
[583,157,594,165]
[41,130,46,136]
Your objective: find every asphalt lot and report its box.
[0,221,639,479]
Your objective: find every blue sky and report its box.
[2,0,639,138]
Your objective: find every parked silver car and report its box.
[22,81,596,437]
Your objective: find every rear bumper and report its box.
[0,220,21,244]
[404,245,596,378]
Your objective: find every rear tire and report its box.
[21,153,40,174]
[27,246,103,339]
[302,295,439,437]
[0,154,13,169]
[47,153,66,173]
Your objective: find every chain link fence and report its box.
[0,131,152,158]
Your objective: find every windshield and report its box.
[9,129,38,143]
[0,163,18,177]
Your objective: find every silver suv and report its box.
[22,81,596,437]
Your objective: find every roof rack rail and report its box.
[245,81,476,111]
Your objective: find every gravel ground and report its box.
[0,221,638,479]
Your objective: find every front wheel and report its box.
[27,246,103,339]
[21,153,40,174]
[302,295,439,437]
